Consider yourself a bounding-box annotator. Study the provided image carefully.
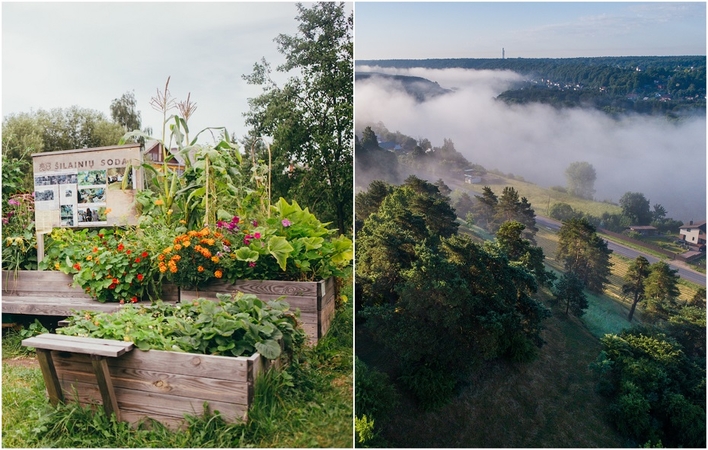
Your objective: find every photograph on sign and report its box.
[107,167,133,190]
[59,184,76,204]
[60,204,75,226]
[78,170,107,186]
[77,187,106,204]
[78,206,106,224]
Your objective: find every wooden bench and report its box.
[22,333,134,421]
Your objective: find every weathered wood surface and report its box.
[45,345,276,428]
[2,270,178,316]
[179,277,337,342]
[22,333,134,357]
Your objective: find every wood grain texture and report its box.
[2,270,178,316]
[45,345,273,429]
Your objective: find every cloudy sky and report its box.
[355,2,706,59]
[2,2,318,144]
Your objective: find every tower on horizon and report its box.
[502,48,505,59]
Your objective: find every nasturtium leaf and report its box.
[267,236,294,271]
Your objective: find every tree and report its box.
[355,180,393,224]
[644,261,680,318]
[433,178,451,196]
[110,91,142,132]
[623,256,651,322]
[556,217,613,293]
[687,287,706,308]
[243,2,353,234]
[2,107,124,160]
[549,202,578,222]
[565,161,596,199]
[361,126,378,150]
[554,272,589,316]
[494,221,555,288]
[619,192,653,225]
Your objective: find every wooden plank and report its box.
[35,349,64,406]
[23,334,133,357]
[92,356,121,421]
[3,298,123,316]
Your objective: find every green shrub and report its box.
[399,362,456,410]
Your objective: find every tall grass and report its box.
[1,277,353,448]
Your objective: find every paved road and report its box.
[536,215,706,286]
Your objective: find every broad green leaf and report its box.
[234,246,260,262]
[267,236,294,271]
[255,339,281,360]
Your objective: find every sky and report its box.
[355,2,707,59]
[2,2,323,145]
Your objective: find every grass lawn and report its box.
[2,277,353,448]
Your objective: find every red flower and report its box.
[131,296,138,303]
[141,251,148,258]
[117,243,124,252]
[73,263,81,271]
[137,274,144,282]
[112,278,119,284]
[134,258,141,263]
[126,249,132,255]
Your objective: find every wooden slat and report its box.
[35,349,64,406]
[23,334,133,357]
[92,356,121,421]
[3,298,123,316]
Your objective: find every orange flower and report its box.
[197,266,205,273]
[211,256,220,263]
[214,270,223,279]
[158,254,165,261]
[183,240,191,247]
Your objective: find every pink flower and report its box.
[254,232,261,239]
[8,199,19,206]
[281,219,292,227]
[248,261,256,268]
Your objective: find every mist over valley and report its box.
[355,63,706,221]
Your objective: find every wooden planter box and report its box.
[24,334,279,430]
[2,270,178,316]
[179,277,336,344]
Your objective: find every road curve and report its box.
[535,215,706,287]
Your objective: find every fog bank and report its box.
[356,66,706,221]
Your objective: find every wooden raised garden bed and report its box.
[2,270,178,316]
[179,277,336,344]
[22,333,279,429]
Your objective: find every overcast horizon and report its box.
[355,2,706,60]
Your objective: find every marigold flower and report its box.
[172,255,181,261]
[158,264,167,273]
[169,265,178,274]
[214,270,223,278]
[155,199,164,206]
[174,244,182,251]
[211,256,220,263]
[199,228,209,237]
[163,247,173,254]
[188,230,198,237]
[183,240,191,247]
[158,254,165,261]
[197,265,205,273]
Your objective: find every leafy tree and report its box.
[549,202,578,221]
[651,203,667,222]
[643,261,681,318]
[360,126,379,150]
[473,186,537,240]
[619,192,653,225]
[554,272,589,316]
[623,256,651,322]
[452,192,475,220]
[244,2,352,234]
[565,161,596,200]
[687,287,706,308]
[595,328,706,447]
[2,107,124,160]
[494,221,555,288]
[472,186,499,231]
[556,217,613,293]
[355,180,394,225]
[110,91,142,132]
[433,178,451,196]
